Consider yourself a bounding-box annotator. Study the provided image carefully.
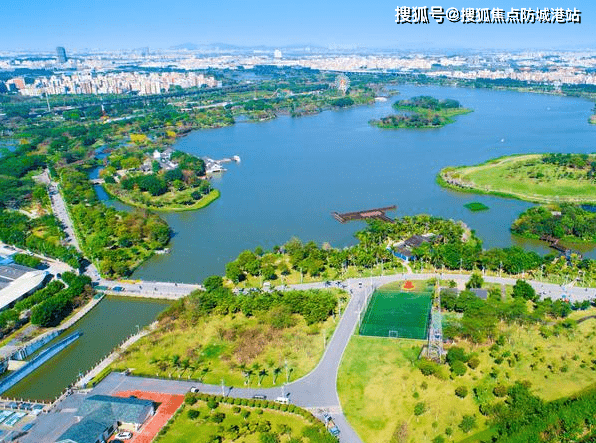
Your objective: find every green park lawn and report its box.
[103,184,220,212]
[156,400,314,443]
[439,154,596,203]
[338,309,596,443]
[112,291,348,388]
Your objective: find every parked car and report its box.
[189,387,200,393]
[275,396,289,405]
[112,286,124,292]
[252,394,267,400]
[115,431,133,440]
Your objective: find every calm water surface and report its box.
[127,85,596,283]
[5,296,170,400]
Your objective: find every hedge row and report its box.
[184,391,325,428]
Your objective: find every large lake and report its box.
[130,85,596,283]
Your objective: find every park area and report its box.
[359,281,432,340]
[439,153,596,203]
[339,305,596,443]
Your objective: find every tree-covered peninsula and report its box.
[511,203,596,243]
[101,143,218,212]
[370,96,472,129]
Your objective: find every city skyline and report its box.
[2,0,595,52]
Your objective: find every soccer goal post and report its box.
[388,330,399,338]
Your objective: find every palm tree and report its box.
[245,368,254,386]
[258,368,268,386]
[272,367,282,385]
[181,358,191,377]
[238,363,249,385]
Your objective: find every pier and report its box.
[332,205,396,223]
[540,235,582,258]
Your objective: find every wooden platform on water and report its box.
[540,234,582,258]
[332,205,396,223]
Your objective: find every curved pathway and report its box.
[42,272,595,443]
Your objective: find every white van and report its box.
[275,396,289,405]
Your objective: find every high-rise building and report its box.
[274,49,282,59]
[56,47,68,63]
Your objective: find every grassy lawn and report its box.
[103,184,220,212]
[112,289,348,388]
[439,154,596,203]
[157,400,314,443]
[338,309,596,443]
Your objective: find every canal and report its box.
[4,296,170,401]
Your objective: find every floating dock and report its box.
[332,205,396,223]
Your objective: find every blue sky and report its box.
[2,0,595,51]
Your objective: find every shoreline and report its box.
[101,184,220,212]
[437,153,596,205]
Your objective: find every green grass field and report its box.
[359,289,432,339]
[112,292,347,388]
[440,154,596,203]
[339,309,596,443]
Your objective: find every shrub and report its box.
[207,399,219,410]
[493,384,508,397]
[259,433,280,443]
[418,359,441,377]
[451,360,467,376]
[256,408,264,415]
[187,409,200,419]
[467,357,481,369]
[433,436,446,443]
[414,402,426,416]
[447,346,469,364]
[232,406,241,413]
[184,393,197,405]
[459,415,477,433]
[211,412,226,423]
[455,386,468,398]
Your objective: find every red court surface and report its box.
[113,390,185,443]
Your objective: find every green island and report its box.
[439,153,596,204]
[511,203,596,243]
[157,392,337,443]
[464,202,489,212]
[339,276,596,443]
[370,96,472,129]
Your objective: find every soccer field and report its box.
[359,289,432,339]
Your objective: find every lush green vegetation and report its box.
[464,202,489,212]
[101,145,218,211]
[338,280,596,443]
[0,210,82,268]
[511,203,596,243]
[30,272,93,327]
[156,392,336,443]
[0,272,93,336]
[112,276,346,387]
[12,253,41,268]
[439,154,596,204]
[370,96,472,129]
[59,167,170,277]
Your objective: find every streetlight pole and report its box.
[221,379,225,396]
